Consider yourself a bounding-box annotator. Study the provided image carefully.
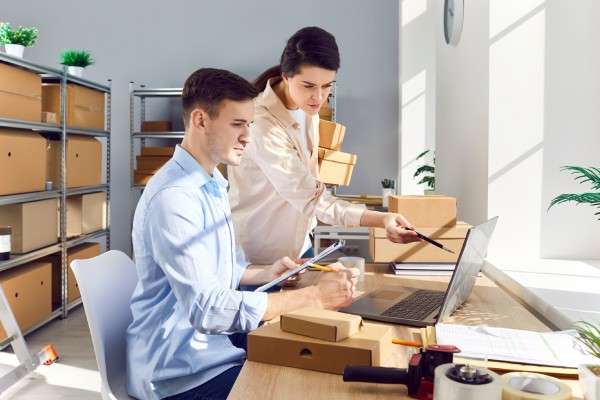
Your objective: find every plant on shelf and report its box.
[60,49,94,78]
[414,149,435,193]
[575,321,600,399]
[0,22,39,58]
[381,179,396,208]
[548,166,600,220]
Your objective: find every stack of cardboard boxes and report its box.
[369,195,470,263]
[318,120,357,186]
[134,146,175,185]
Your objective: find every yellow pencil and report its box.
[307,263,335,272]
[391,339,422,348]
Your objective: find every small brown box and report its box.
[369,223,470,263]
[388,195,458,227]
[0,199,58,254]
[0,129,47,196]
[81,192,107,234]
[318,148,357,186]
[0,63,42,123]
[319,120,346,150]
[248,321,392,374]
[42,83,105,130]
[280,308,364,342]
[42,112,57,124]
[141,121,172,132]
[141,146,175,157]
[47,135,102,188]
[136,156,170,172]
[134,172,154,186]
[0,261,52,340]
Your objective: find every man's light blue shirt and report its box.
[126,146,268,400]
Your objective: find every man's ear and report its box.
[190,108,207,129]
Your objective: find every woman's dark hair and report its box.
[254,26,340,91]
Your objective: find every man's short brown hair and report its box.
[182,68,258,127]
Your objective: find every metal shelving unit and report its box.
[0,53,112,331]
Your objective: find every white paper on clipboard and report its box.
[254,240,345,292]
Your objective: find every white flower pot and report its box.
[67,66,85,78]
[4,44,24,58]
[382,188,394,208]
[424,189,436,196]
[579,364,600,400]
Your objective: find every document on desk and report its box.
[435,323,598,368]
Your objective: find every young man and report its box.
[126,68,359,400]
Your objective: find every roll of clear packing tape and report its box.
[502,372,572,400]
[434,363,503,400]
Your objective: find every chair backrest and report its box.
[71,250,138,400]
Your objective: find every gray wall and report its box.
[4,0,400,255]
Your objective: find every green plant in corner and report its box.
[0,22,39,47]
[574,321,600,375]
[414,150,435,190]
[548,166,600,220]
[60,49,94,67]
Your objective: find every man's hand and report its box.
[384,213,421,244]
[314,262,359,310]
[262,256,298,282]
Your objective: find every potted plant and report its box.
[414,149,435,195]
[575,321,600,400]
[0,22,39,58]
[381,178,396,208]
[548,166,600,219]
[60,49,94,78]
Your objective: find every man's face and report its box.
[285,65,336,115]
[203,99,254,166]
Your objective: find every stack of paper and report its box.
[390,263,455,276]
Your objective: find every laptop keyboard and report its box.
[381,290,445,321]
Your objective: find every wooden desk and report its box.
[229,264,583,399]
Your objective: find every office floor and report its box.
[0,307,101,399]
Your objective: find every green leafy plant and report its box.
[548,166,600,220]
[414,149,435,190]
[575,321,600,374]
[60,49,94,68]
[381,178,395,189]
[0,22,39,47]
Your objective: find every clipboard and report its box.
[254,240,346,292]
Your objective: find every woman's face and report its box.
[284,65,336,115]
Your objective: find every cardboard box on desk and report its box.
[0,129,47,196]
[388,195,457,227]
[0,199,58,254]
[319,120,346,150]
[248,321,392,375]
[42,83,105,130]
[318,148,356,186]
[0,63,42,123]
[369,223,471,263]
[280,308,364,342]
[47,135,102,188]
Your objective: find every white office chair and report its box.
[71,250,137,400]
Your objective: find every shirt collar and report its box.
[173,145,228,194]
[257,79,298,130]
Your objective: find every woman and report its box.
[228,26,418,265]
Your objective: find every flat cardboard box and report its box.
[0,129,47,196]
[63,196,83,238]
[0,63,42,122]
[319,120,346,150]
[0,199,58,254]
[136,156,170,172]
[134,172,154,186]
[0,261,52,340]
[81,192,107,234]
[47,135,102,188]
[388,195,457,227]
[141,146,175,157]
[280,308,364,342]
[141,121,172,132]
[369,223,471,263]
[248,321,392,374]
[317,148,357,186]
[42,83,105,130]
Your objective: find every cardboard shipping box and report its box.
[47,135,102,188]
[388,195,457,227]
[136,156,170,172]
[134,172,153,186]
[0,261,52,340]
[42,83,105,130]
[319,119,346,150]
[141,146,175,157]
[248,321,392,374]
[61,192,107,238]
[0,63,42,122]
[369,223,471,263]
[141,121,172,132]
[281,308,364,342]
[0,199,58,254]
[318,148,357,186]
[0,129,47,196]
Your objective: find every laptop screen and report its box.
[437,217,498,322]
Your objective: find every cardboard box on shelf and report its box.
[369,223,471,263]
[42,83,105,130]
[141,121,172,132]
[280,308,364,342]
[0,261,52,340]
[63,196,82,238]
[388,195,457,227]
[136,156,170,172]
[47,135,102,188]
[81,192,107,234]
[42,111,57,125]
[317,148,357,186]
[0,199,58,254]
[134,172,154,186]
[248,321,392,374]
[0,129,47,196]
[319,120,346,150]
[141,146,176,157]
[0,63,42,123]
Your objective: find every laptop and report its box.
[340,217,498,327]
